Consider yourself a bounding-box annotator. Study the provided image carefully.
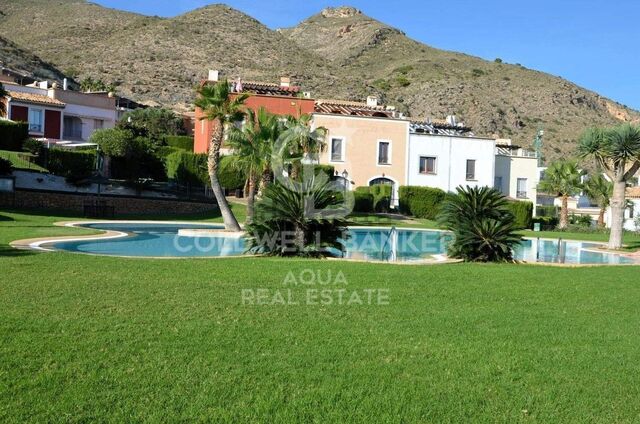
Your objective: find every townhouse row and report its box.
[194,71,540,211]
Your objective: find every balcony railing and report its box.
[496,147,537,158]
[516,191,528,199]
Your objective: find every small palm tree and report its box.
[438,186,521,262]
[227,108,281,221]
[538,160,583,229]
[245,176,350,257]
[281,114,327,179]
[579,124,640,248]
[583,174,613,227]
[194,80,249,231]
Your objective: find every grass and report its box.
[0,150,48,172]
[2,210,640,421]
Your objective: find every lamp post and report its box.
[341,169,349,195]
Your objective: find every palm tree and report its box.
[0,83,7,117]
[227,108,280,221]
[281,114,327,179]
[245,175,350,257]
[194,80,249,231]
[538,160,583,229]
[579,124,640,249]
[583,174,613,228]
[438,186,522,262]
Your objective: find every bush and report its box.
[532,216,559,230]
[506,201,533,229]
[165,151,208,186]
[0,157,13,175]
[155,146,183,159]
[353,191,374,212]
[47,148,95,181]
[314,164,334,179]
[398,186,447,220]
[356,185,392,213]
[536,205,558,217]
[164,135,194,152]
[218,155,245,190]
[0,120,29,151]
[22,138,44,156]
[569,214,593,228]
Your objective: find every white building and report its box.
[407,122,495,191]
[494,139,539,212]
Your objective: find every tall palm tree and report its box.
[0,83,7,117]
[194,80,249,231]
[281,114,327,180]
[579,124,640,248]
[538,160,583,229]
[227,108,280,221]
[583,174,613,228]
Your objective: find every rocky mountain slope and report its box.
[0,35,67,82]
[0,1,637,160]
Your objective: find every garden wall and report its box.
[0,188,217,216]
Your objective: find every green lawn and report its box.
[2,210,640,422]
[0,150,48,172]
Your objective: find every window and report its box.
[63,116,83,140]
[517,178,528,199]
[494,176,503,192]
[28,108,43,133]
[419,156,437,174]
[330,137,344,162]
[377,141,390,165]
[466,160,476,180]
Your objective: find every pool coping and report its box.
[8,220,640,266]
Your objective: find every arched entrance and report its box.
[368,176,397,209]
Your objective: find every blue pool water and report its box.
[48,223,637,265]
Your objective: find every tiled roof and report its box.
[314,99,394,118]
[627,187,640,198]
[7,90,65,107]
[238,81,301,96]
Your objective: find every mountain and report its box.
[0,35,67,82]
[0,1,637,161]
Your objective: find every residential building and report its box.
[494,139,539,212]
[313,97,409,205]
[194,70,315,153]
[407,119,495,192]
[1,80,117,144]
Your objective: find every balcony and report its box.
[495,146,537,158]
[516,191,528,199]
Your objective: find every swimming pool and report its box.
[38,222,638,265]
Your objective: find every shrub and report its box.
[438,186,522,262]
[164,135,194,152]
[536,205,558,217]
[569,213,593,228]
[314,164,335,179]
[47,148,95,181]
[245,176,349,257]
[117,108,186,143]
[165,151,208,186]
[532,216,559,230]
[218,155,245,190]
[155,146,183,159]
[0,120,29,151]
[22,138,44,156]
[356,185,392,212]
[398,186,447,220]
[506,201,533,229]
[0,157,13,175]
[353,191,374,212]
[395,76,411,87]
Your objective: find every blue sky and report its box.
[95,0,640,110]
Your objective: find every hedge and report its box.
[0,120,29,151]
[46,148,96,182]
[355,185,392,212]
[506,200,534,230]
[532,216,559,230]
[165,151,208,186]
[164,135,194,152]
[218,155,246,190]
[398,186,446,220]
[353,191,374,212]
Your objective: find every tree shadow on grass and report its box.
[0,214,15,222]
[0,244,37,257]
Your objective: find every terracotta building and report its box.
[193,71,315,153]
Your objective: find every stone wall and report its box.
[0,189,218,216]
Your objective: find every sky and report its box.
[94,0,640,110]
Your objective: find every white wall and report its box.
[407,133,495,192]
[495,155,538,204]
[606,199,640,231]
[62,103,116,141]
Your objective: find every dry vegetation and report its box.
[0,2,638,160]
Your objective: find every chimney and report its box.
[366,96,378,107]
[63,78,68,90]
[446,115,457,126]
[208,70,219,82]
[280,77,291,88]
